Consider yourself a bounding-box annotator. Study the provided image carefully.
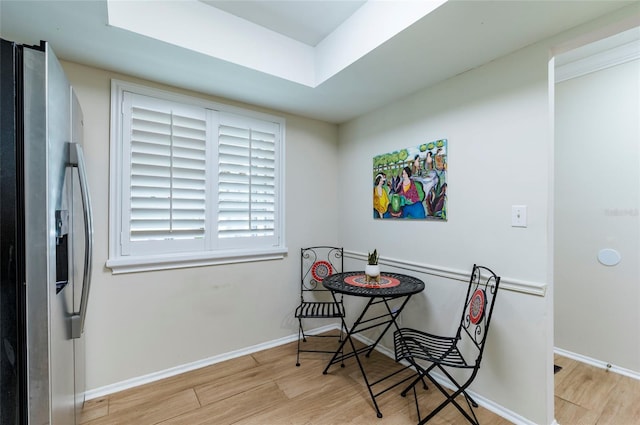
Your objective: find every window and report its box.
[107,80,286,273]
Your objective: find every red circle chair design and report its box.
[469,289,486,324]
[311,260,333,281]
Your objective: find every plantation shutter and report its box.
[217,112,278,244]
[122,92,207,254]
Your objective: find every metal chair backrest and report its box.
[455,264,501,367]
[300,246,343,302]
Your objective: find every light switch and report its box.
[512,205,527,227]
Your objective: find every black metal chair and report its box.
[394,264,501,425]
[294,246,345,366]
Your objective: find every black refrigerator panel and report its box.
[0,37,26,425]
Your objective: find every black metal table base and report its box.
[322,295,414,418]
[320,271,425,418]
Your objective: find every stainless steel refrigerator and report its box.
[1,39,94,424]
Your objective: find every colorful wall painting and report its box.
[373,139,447,220]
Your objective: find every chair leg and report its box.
[339,320,346,367]
[463,389,479,408]
[433,364,480,422]
[412,384,422,423]
[400,371,427,397]
[417,384,472,425]
[296,319,345,367]
[401,363,480,425]
[296,318,304,367]
[299,318,308,342]
[400,362,430,397]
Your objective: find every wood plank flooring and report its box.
[80,340,640,424]
[554,353,640,425]
[80,338,510,425]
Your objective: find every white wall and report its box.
[61,61,341,390]
[555,57,640,372]
[337,40,552,424]
[335,7,639,424]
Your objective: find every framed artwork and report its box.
[373,139,447,220]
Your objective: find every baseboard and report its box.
[87,325,544,425]
[84,324,336,401]
[554,347,640,381]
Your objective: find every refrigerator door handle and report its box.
[69,143,94,339]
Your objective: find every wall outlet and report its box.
[512,205,527,227]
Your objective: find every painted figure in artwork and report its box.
[373,173,390,218]
[425,151,433,170]
[399,167,426,219]
[412,154,421,176]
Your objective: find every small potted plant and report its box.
[365,249,380,283]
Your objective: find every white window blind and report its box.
[128,94,207,242]
[218,112,278,243]
[108,81,285,273]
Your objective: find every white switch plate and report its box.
[512,205,527,227]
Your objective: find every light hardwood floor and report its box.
[80,338,511,425]
[80,341,640,425]
[553,354,640,425]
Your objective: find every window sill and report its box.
[106,247,288,274]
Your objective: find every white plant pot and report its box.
[365,264,380,278]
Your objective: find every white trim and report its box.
[110,79,288,124]
[86,324,535,424]
[555,38,640,83]
[547,54,557,425]
[84,323,336,401]
[554,347,640,381]
[105,247,287,274]
[344,250,547,297]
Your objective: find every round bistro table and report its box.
[321,271,425,418]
